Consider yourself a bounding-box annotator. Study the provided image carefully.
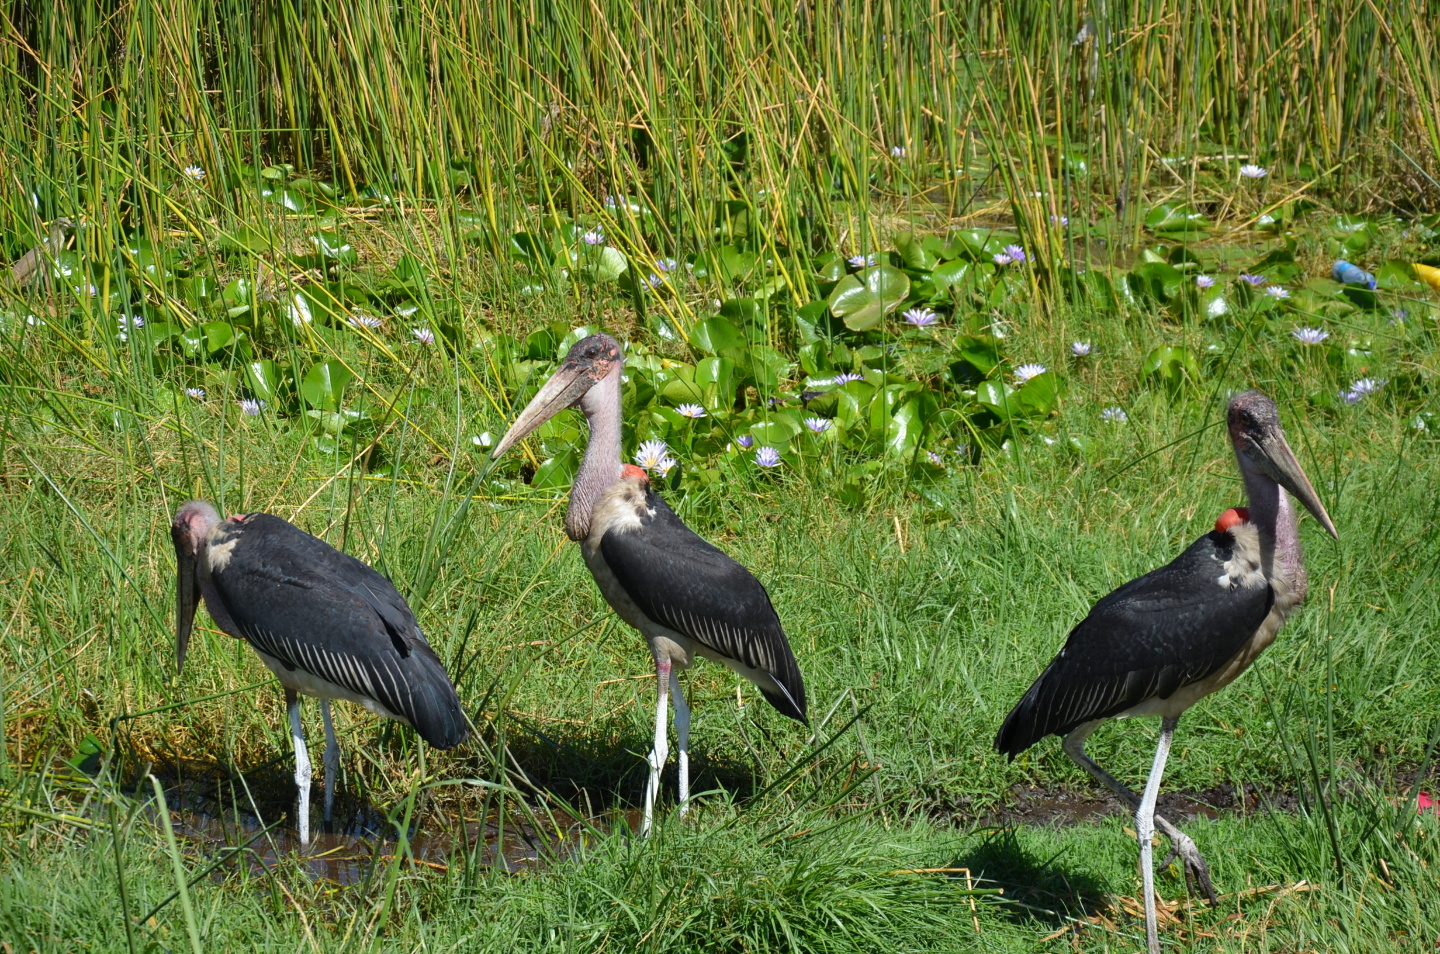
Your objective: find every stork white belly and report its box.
[1121,522,1303,720]
[251,648,405,723]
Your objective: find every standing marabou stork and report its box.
[995,391,1338,954]
[491,333,808,834]
[172,501,468,844]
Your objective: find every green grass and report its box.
[5,0,1440,950]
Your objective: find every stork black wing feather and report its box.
[598,489,807,723]
[996,530,1273,757]
[209,514,467,749]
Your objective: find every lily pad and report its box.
[827,265,912,332]
[301,360,356,411]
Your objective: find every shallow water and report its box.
[161,779,612,885]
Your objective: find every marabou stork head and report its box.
[1227,391,1338,539]
[491,333,624,460]
[171,499,222,673]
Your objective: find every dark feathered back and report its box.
[208,513,468,749]
[599,489,807,724]
[995,529,1272,757]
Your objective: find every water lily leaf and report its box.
[695,356,734,409]
[1126,262,1185,303]
[722,344,788,390]
[1145,203,1209,233]
[951,229,1017,261]
[832,380,876,427]
[1199,287,1232,320]
[749,418,800,446]
[932,258,981,295]
[975,380,1017,421]
[217,224,276,254]
[532,447,579,490]
[813,254,847,284]
[827,265,911,332]
[508,232,555,267]
[691,317,747,354]
[952,334,1001,378]
[661,378,705,404]
[309,231,358,265]
[584,246,628,283]
[884,393,936,458]
[719,299,767,342]
[244,359,283,404]
[1015,371,1062,418]
[301,360,356,411]
[895,231,939,271]
[1142,345,1202,396]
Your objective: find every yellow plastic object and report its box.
[1414,262,1440,292]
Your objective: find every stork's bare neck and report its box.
[567,366,624,540]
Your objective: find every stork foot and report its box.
[1157,829,1218,907]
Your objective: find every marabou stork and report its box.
[172,500,468,844]
[995,391,1337,954]
[491,333,808,834]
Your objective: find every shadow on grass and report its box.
[500,711,758,819]
[950,827,1110,928]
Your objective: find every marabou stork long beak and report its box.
[173,529,200,674]
[1251,427,1339,539]
[491,356,603,460]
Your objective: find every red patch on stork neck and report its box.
[227,513,247,522]
[1215,507,1249,533]
[620,464,650,483]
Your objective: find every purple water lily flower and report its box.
[754,446,782,468]
[804,417,832,433]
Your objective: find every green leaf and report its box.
[895,231,939,271]
[974,380,1017,421]
[749,418,800,446]
[1015,371,1062,418]
[952,335,1001,377]
[1144,202,1209,233]
[301,360,356,411]
[691,317,747,354]
[718,299,767,341]
[1142,345,1202,396]
[532,448,579,490]
[309,231,358,265]
[827,266,912,332]
[244,360,283,404]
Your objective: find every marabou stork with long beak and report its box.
[995,391,1337,954]
[491,333,808,834]
[172,501,468,844]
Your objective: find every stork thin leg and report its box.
[670,669,691,817]
[640,656,672,837]
[320,698,339,827]
[1138,717,1179,954]
[286,689,312,846]
[1062,723,1217,905]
